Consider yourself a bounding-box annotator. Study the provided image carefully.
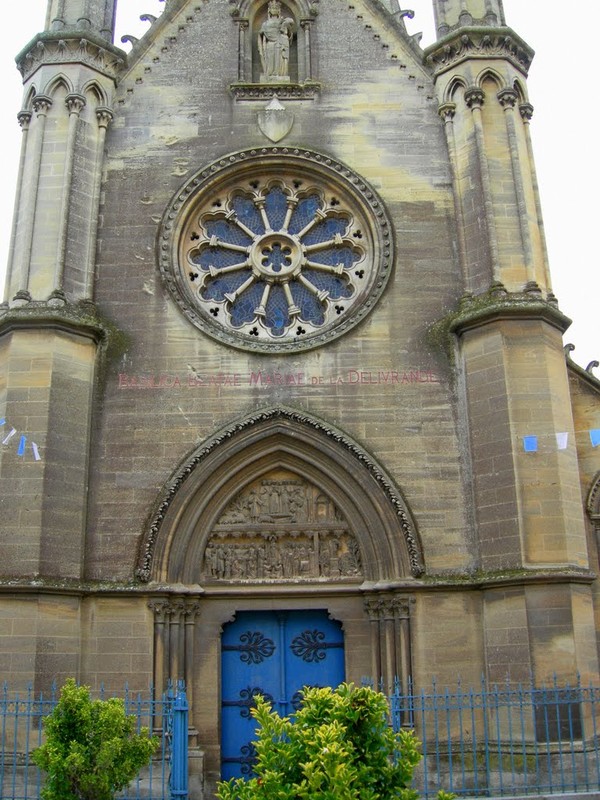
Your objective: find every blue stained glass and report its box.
[264,187,288,232]
[204,219,252,246]
[192,246,246,270]
[309,247,358,269]
[288,195,322,235]
[201,269,251,302]
[264,285,290,336]
[289,283,325,326]
[230,282,263,327]
[301,216,349,246]
[232,195,265,236]
[302,270,354,301]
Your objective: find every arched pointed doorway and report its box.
[138,407,424,584]
[139,407,423,791]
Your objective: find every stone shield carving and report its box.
[257,96,294,141]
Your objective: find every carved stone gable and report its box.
[201,469,361,582]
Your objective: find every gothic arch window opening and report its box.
[160,150,393,353]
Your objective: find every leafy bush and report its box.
[32,679,159,800]
[217,683,453,800]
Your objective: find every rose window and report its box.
[160,150,393,352]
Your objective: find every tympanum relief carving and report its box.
[201,469,362,582]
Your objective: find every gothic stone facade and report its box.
[1,0,599,796]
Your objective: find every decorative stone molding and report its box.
[586,473,600,571]
[424,28,534,79]
[443,287,570,338]
[0,300,108,345]
[16,33,126,83]
[587,472,600,522]
[229,82,321,101]
[137,407,424,582]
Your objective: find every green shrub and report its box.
[217,683,454,800]
[32,679,159,800]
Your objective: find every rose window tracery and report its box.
[160,149,393,352]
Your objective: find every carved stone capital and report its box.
[438,102,456,121]
[96,107,114,129]
[33,95,53,116]
[464,86,485,109]
[17,111,32,130]
[497,87,518,109]
[148,599,171,621]
[519,102,534,122]
[66,93,86,115]
[149,597,202,622]
[363,594,411,620]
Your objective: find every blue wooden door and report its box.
[221,609,345,779]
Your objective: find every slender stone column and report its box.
[497,87,535,286]
[5,112,32,303]
[520,102,553,294]
[84,107,113,298]
[16,96,52,300]
[464,86,501,283]
[439,102,469,289]
[55,94,86,292]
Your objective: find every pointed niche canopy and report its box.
[137,407,424,584]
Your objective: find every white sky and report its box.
[1,0,597,370]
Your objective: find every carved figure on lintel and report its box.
[259,0,295,83]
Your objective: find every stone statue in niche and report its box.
[258,0,295,83]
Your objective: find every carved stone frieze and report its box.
[201,471,362,581]
[425,29,533,79]
[17,34,125,83]
[230,82,321,101]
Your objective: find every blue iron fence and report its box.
[3,677,600,799]
[0,682,189,800]
[388,676,600,798]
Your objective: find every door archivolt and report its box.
[137,407,424,584]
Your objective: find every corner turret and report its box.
[45,0,118,41]
[432,0,505,36]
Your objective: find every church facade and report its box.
[1,0,599,794]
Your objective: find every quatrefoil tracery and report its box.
[185,180,365,339]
